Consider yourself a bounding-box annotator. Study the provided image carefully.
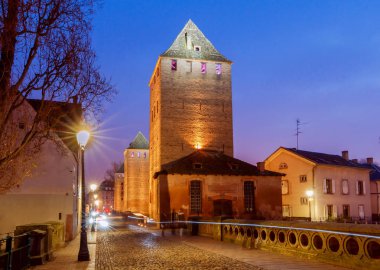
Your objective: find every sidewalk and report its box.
[31,231,97,270]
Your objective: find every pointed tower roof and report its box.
[128,131,149,149]
[161,19,230,62]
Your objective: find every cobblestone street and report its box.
[95,226,258,270]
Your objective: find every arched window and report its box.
[190,180,202,214]
[244,181,255,213]
[131,152,134,158]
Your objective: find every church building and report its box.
[147,20,283,222]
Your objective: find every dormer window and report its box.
[194,45,201,51]
[193,163,202,169]
[231,164,239,170]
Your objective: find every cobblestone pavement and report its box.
[95,226,260,270]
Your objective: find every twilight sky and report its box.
[86,0,380,183]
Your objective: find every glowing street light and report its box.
[77,130,90,261]
[306,190,314,221]
[90,184,97,192]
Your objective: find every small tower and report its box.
[124,132,149,215]
[149,19,233,220]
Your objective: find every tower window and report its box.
[194,45,201,51]
[18,122,25,129]
[201,62,207,74]
[215,63,222,75]
[171,59,177,71]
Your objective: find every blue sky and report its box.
[86,0,380,182]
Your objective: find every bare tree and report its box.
[0,0,116,192]
[104,161,123,182]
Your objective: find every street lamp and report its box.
[306,190,314,221]
[77,130,90,261]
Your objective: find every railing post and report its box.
[26,233,31,268]
[5,235,12,270]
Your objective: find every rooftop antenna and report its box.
[295,118,308,150]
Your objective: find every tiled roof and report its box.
[128,132,149,149]
[361,163,380,181]
[285,148,368,169]
[161,19,231,63]
[27,99,82,153]
[154,149,283,178]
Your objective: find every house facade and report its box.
[265,147,372,222]
[363,158,380,221]
[0,99,81,240]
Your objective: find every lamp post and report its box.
[90,184,97,232]
[77,130,90,261]
[306,190,314,221]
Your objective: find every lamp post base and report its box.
[78,231,90,261]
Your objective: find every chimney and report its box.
[367,157,374,165]
[257,162,265,173]
[342,150,349,161]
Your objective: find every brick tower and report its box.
[149,20,233,219]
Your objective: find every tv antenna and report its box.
[295,118,308,150]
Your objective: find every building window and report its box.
[171,59,177,70]
[300,197,308,205]
[19,122,25,129]
[356,180,365,195]
[358,205,365,220]
[186,61,192,72]
[342,179,349,195]
[143,152,147,159]
[215,63,222,75]
[244,181,255,213]
[343,204,350,218]
[131,152,134,158]
[299,175,307,183]
[281,180,289,195]
[326,205,333,219]
[201,62,207,74]
[194,45,201,51]
[279,162,288,169]
[137,152,141,158]
[323,179,335,194]
[282,205,290,217]
[190,180,202,214]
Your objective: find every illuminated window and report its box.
[358,205,365,219]
[137,152,140,158]
[215,63,222,75]
[131,152,134,158]
[342,179,349,194]
[201,62,207,74]
[244,181,255,213]
[282,205,290,217]
[299,175,307,183]
[143,152,147,159]
[190,181,202,214]
[171,59,177,71]
[194,45,201,51]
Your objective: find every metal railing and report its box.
[0,233,30,270]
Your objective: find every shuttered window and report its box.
[190,181,202,214]
[244,181,255,213]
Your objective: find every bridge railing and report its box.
[0,233,30,270]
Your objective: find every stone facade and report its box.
[265,148,372,221]
[149,20,234,220]
[124,132,150,215]
[113,170,124,213]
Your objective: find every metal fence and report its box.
[0,233,30,270]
